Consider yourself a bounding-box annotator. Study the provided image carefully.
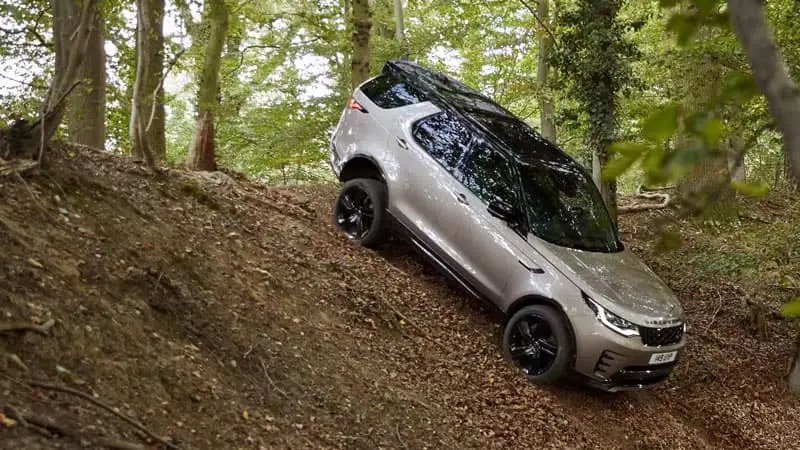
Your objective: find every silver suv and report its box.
[328,60,687,391]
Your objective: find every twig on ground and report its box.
[738,213,773,224]
[259,358,289,398]
[704,292,724,333]
[13,171,49,218]
[0,215,33,249]
[396,424,409,450]
[0,319,55,336]
[28,381,182,450]
[0,159,38,177]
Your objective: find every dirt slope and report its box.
[1,146,798,449]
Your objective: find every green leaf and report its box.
[608,141,651,156]
[780,298,800,319]
[642,104,679,142]
[700,117,726,145]
[657,0,680,7]
[731,180,770,198]
[666,14,697,46]
[602,151,641,181]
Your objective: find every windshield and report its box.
[466,111,621,252]
[519,157,622,253]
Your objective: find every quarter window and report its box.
[412,112,471,170]
[460,144,517,206]
[360,75,424,109]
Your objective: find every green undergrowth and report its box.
[678,198,800,293]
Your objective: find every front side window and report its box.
[412,112,471,170]
[360,75,424,109]
[459,143,517,206]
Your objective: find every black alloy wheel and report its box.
[504,305,572,384]
[333,178,389,247]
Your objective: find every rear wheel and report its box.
[503,305,573,385]
[333,178,389,248]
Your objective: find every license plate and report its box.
[648,351,677,365]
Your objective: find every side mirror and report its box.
[487,200,520,222]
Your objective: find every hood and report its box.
[535,240,683,322]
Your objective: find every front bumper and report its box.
[570,312,687,391]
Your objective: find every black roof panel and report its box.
[382,60,571,163]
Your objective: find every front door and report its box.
[453,140,538,303]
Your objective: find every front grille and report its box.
[639,324,683,346]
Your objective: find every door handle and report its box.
[453,191,468,205]
[396,137,408,149]
[518,259,545,274]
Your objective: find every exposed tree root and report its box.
[618,184,674,214]
[0,319,55,336]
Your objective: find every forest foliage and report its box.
[1,0,796,189]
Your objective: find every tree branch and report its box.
[519,0,559,50]
[146,49,186,132]
[224,39,321,76]
[728,0,800,184]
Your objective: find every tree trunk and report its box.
[788,333,800,394]
[130,0,165,161]
[188,0,229,171]
[351,0,371,90]
[67,0,105,149]
[537,0,557,144]
[393,0,406,59]
[591,133,617,220]
[787,151,799,191]
[728,0,800,189]
[727,136,745,182]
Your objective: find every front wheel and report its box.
[503,305,573,385]
[332,178,389,248]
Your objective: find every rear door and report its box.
[389,110,476,273]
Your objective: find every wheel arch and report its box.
[506,295,577,361]
[338,155,386,184]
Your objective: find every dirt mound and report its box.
[1,146,798,449]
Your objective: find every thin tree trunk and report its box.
[728,0,800,190]
[787,150,799,191]
[393,0,406,59]
[351,0,371,90]
[188,0,229,171]
[68,0,105,149]
[130,0,165,161]
[727,136,745,182]
[537,0,557,144]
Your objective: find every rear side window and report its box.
[360,75,424,109]
[412,112,471,170]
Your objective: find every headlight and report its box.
[583,294,640,337]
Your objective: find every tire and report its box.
[503,304,573,385]
[332,178,389,248]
